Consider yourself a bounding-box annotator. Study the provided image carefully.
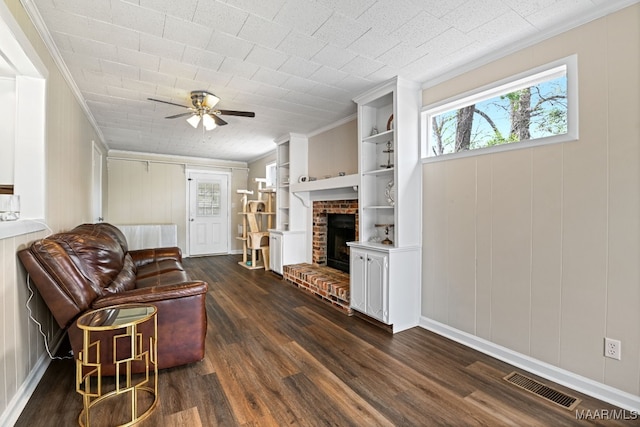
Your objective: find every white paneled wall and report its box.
[421,6,639,397]
[107,160,188,250]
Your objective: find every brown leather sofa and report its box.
[18,222,208,374]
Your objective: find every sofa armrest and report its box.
[92,281,207,308]
[129,247,183,267]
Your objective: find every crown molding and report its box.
[422,0,640,89]
[19,0,106,145]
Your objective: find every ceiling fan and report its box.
[148,90,255,130]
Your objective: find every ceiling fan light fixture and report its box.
[203,93,220,108]
[203,114,217,131]
[186,114,201,128]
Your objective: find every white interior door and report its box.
[188,172,229,255]
[92,142,103,222]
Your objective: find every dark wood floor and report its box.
[16,255,633,426]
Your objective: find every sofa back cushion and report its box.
[74,223,129,253]
[54,230,126,291]
[20,223,137,328]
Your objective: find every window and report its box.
[196,182,221,216]
[265,161,276,188]
[422,55,578,161]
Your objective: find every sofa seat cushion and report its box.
[136,259,184,279]
[136,269,192,289]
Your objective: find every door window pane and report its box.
[197,182,220,216]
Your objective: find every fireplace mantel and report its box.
[290,173,358,193]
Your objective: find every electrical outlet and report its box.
[604,338,621,360]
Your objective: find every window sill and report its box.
[0,219,47,240]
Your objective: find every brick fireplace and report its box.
[312,200,359,266]
[283,199,358,315]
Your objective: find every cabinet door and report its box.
[269,233,283,274]
[366,251,388,323]
[350,248,367,312]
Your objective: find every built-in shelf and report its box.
[362,129,394,144]
[363,205,394,210]
[363,167,394,176]
[290,173,358,193]
[238,212,275,215]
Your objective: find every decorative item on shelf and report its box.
[338,171,346,176]
[385,180,395,206]
[370,127,379,136]
[298,175,308,183]
[375,223,394,245]
[308,177,317,181]
[381,140,394,169]
[386,114,394,130]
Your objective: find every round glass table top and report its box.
[76,304,156,330]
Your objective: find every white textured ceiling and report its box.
[26,0,633,162]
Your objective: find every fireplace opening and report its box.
[327,214,356,273]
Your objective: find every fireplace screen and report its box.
[327,214,356,273]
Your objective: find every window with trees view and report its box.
[422,56,577,160]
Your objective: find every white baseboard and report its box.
[419,317,640,412]
[0,331,65,426]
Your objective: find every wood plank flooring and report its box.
[16,255,634,426]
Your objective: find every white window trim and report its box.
[421,55,578,163]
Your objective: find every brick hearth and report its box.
[281,199,357,315]
[283,263,352,315]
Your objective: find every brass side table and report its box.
[76,304,158,426]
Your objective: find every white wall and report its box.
[0,0,104,424]
[307,118,358,179]
[421,5,639,398]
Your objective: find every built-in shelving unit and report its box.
[348,76,422,332]
[276,141,291,231]
[269,133,309,274]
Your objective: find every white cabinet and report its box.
[350,247,388,322]
[348,243,420,332]
[350,77,422,332]
[269,232,283,274]
[269,230,306,275]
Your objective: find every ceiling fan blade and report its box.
[165,112,194,119]
[209,113,228,126]
[217,109,255,117]
[148,98,190,109]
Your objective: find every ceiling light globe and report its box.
[186,114,201,128]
